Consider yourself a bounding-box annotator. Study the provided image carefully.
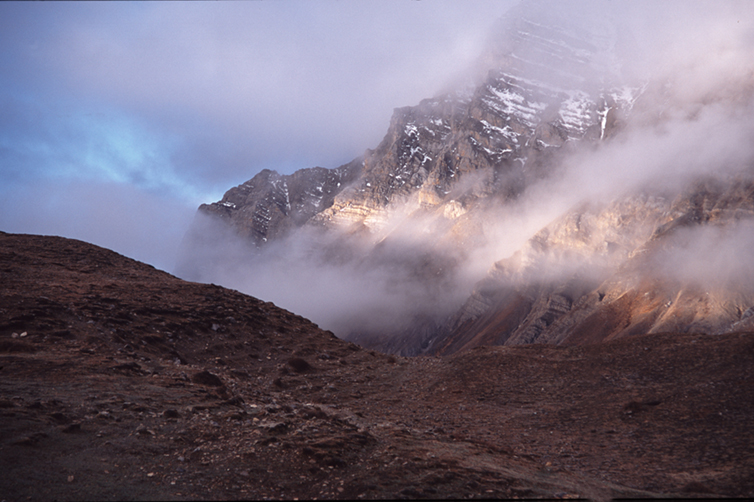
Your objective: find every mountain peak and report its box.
[179,0,754,357]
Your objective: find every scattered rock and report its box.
[257,420,288,433]
[136,424,155,436]
[287,357,314,373]
[223,396,244,407]
[192,371,224,387]
[0,340,37,353]
[62,422,82,433]
[49,412,70,424]
[163,408,181,419]
[113,362,145,374]
[11,433,47,446]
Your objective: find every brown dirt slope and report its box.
[1,231,753,500]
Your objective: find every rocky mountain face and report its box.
[180,0,754,356]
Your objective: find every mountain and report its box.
[3,231,754,500]
[195,1,638,239]
[177,0,754,356]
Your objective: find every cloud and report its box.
[177,210,471,335]
[0,0,517,272]
[0,179,195,273]
[6,1,517,181]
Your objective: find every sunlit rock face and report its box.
[181,0,754,356]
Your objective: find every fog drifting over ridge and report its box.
[176,0,754,339]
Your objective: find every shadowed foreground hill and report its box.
[1,231,753,500]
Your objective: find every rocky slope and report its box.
[179,0,754,356]
[2,231,754,500]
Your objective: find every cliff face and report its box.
[180,0,754,356]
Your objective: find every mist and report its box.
[179,209,475,336]
[176,0,754,343]
[651,220,754,290]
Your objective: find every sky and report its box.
[0,0,516,272]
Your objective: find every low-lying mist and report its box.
[651,219,754,291]
[178,208,479,336]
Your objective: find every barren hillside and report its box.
[2,231,753,500]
